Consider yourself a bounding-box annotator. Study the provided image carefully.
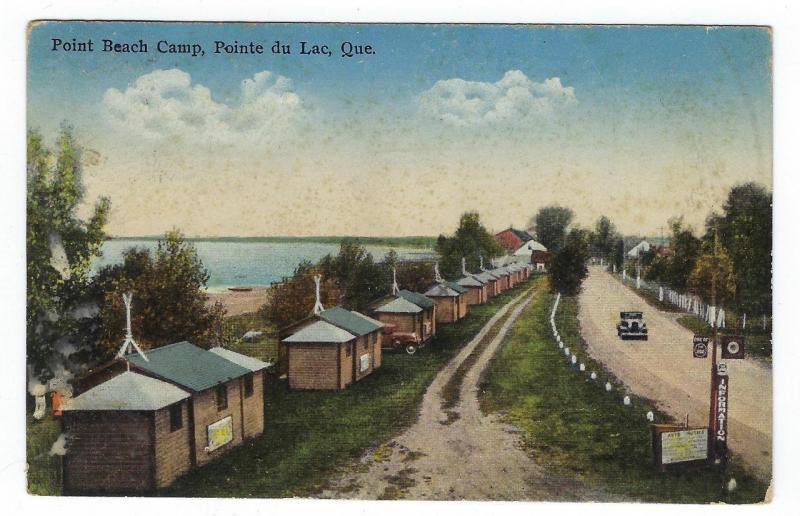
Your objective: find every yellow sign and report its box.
[206,416,233,452]
[660,428,708,464]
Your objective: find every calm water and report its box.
[93,239,435,290]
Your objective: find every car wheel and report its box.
[406,344,417,355]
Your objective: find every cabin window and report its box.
[216,384,228,411]
[169,403,183,432]
[244,373,254,398]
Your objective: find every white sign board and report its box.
[360,354,370,372]
[660,428,708,464]
[206,415,233,452]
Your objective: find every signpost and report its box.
[693,336,709,359]
[721,335,745,359]
[713,365,730,462]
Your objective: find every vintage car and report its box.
[382,323,422,354]
[617,311,648,340]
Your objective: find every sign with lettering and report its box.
[660,428,709,465]
[713,371,729,458]
[721,335,745,359]
[206,416,233,452]
[692,336,709,358]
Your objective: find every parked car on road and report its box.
[617,311,648,340]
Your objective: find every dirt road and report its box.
[578,266,772,480]
[318,287,597,500]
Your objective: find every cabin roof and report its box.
[128,341,252,392]
[397,289,435,309]
[319,306,383,336]
[374,296,424,314]
[424,283,460,297]
[63,371,189,412]
[446,281,467,294]
[457,275,483,287]
[474,271,498,282]
[209,347,271,372]
[282,320,356,343]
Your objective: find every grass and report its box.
[223,312,279,363]
[479,286,769,504]
[159,276,540,498]
[26,410,63,495]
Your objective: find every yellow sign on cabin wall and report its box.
[206,416,233,452]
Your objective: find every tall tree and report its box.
[92,231,226,361]
[532,206,574,253]
[711,183,772,315]
[688,231,737,308]
[27,127,110,382]
[435,212,503,278]
[591,215,617,260]
[548,228,590,295]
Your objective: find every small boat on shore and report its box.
[228,286,253,292]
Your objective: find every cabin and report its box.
[282,306,383,390]
[492,267,511,292]
[425,282,465,324]
[446,281,469,319]
[126,342,267,468]
[474,270,500,298]
[371,290,436,343]
[456,274,486,305]
[61,342,269,493]
[62,371,192,493]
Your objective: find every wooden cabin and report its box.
[62,372,192,493]
[61,342,269,494]
[282,306,383,390]
[456,274,487,305]
[446,281,469,319]
[492,267,511,292]
[475,270,500,298]
[424,283,465,324]
[372,289,436,343]
[126,342,268,468]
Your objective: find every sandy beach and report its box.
[206,286,272,317]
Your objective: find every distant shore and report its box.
[206,286,272,317]
[109,235,437,249]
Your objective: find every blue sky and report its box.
[27,22,772,237]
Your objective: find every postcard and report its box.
[25,21,772,503]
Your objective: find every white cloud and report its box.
[418,70,577,126]
[102,69,304,144]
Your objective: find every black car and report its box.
[617,311,648,340]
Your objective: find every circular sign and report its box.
[726,340,740,355]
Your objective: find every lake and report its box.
[93,239,436,290]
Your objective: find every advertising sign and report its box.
[660,428,709,465]
[360,354,370,372]
[206,416,233,452]
[721,335,745,359]
[692,336,709,358]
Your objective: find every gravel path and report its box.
[317,287,596,500]
[578,266,772,480]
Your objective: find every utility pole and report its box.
[707,225,726,468]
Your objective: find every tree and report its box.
[532,206,574,253]
[548,228,590,295]
[611,238,625,272]
[711,183,772,315]
[688,231,737,308]
[27,127,110,382]
[591,216,617,260]
[262,271,340,330]
[435,212,503,278]
[654,217,702,291]
[318,239,392,311]
[92,231,225,361]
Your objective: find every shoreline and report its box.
[206,285,272,317]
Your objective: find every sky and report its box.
[27,22,772,238]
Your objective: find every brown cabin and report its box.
[282,306,383,390]
[424,283,465,324]
[371,289,436,343]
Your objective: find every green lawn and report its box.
[26,410,63,495]
[160,276,541,497]
[479,287,768,504]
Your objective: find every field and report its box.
[479,288,769,503]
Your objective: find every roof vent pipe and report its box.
[312,275,325,315]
